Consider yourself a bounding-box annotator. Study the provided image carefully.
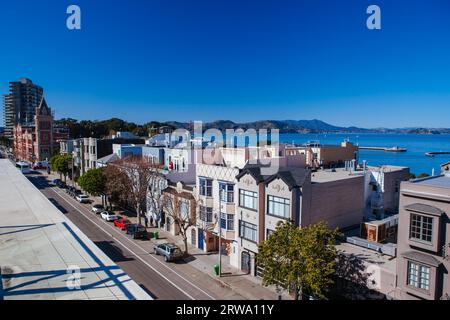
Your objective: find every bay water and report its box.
[279,133,450,176]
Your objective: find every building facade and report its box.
[396,173,450,300]
[3,78,44,139]
[13,98,54,163]
[73,137,145,176]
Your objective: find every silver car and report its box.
[154,243,183,262]
[75,194,89,203]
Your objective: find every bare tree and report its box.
[162,190,197,255]
[104,156,162,225]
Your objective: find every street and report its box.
[27,173,218,300]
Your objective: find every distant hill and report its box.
[54,117,450,139]
[157,119,450,134]
[163,119,374,133]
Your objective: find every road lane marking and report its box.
[45,186,196,300]
[46,184,216,300]
[49,185,216,300]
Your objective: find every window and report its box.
[267,195,290,219]
[199,206,213,223]
[410,214,433,243]
[180,200,189,220]
[220,213,234,230]
[239,220,257,242]
[266,229,275,240]
[219,182,234,203]
[199,178,213,197]
[407,261,430,291]
[239,189,257,210]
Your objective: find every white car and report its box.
[101,211,118,221]
[75,194,90,203]
[91,204,105,213]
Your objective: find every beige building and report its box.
[232,166,368,276]
[300,140,359,169]
[395,173,450,300]
[161,181,197,238]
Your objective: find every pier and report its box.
[359,146,407,153]
[425,151,450,157]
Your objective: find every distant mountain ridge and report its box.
[164,119,450,134]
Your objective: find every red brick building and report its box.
[13,97,68,163]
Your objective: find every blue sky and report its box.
[1,0,449,128]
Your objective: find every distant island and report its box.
[53,117,450,139]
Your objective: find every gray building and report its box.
[2,78,44,139]
[73,137,145,177]
[396,173,450,300]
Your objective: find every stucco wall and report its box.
[305,176,365,230]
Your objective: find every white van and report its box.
[16,161,31,174]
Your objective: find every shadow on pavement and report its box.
[94,240,135,263]
[47,198,68,214]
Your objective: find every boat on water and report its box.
[385,146,407,152]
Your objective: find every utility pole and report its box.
[218,191,223,277]
[218,221,222,277]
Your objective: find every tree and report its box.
[50,154,72,181]
[162,191,197,255]
[78,168,106,196]
[104,156,162,225]
[0,136,12,148]
[257,221,340,300]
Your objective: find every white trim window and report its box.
[199,206,213,223]
[220,213,234,231]
[239,220,257,242]
[267,195,290,219]
[407,261,430,291]
[410,214,433,243]
[219,182,234,203]
[199,177,213,197]
[239,189,257,210]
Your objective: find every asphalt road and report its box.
[27,173,216,300]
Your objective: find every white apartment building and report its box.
[187,163,239,255]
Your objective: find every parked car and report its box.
[114,217,132,230]
[101,211,118,221]
[32,161,48,170]
[125,224,148,240]
[75,194,89,203]
[91,204,105,214]
[69,188,81,198]
[66,186,76,196]
[153,243,183,262]
[52,179,62,186]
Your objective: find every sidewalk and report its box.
[45,171,292,300]
[151,226,292,300]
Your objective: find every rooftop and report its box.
[311,167,364,183]
[411,172,450,189]
[0,159,152,300]
[336,241,397,273]
[366,165,409,172]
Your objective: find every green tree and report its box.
[0,136,12,148]
[257,221,340,300]
[50,154,72,181]
[78,168,106,196]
